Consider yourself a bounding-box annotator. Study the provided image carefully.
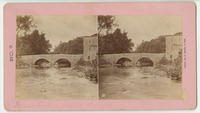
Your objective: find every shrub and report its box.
[173,50,182,80]
[158,56,170,65]
[74,57,98,83]
[168,50,182,81]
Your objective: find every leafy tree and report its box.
[100,28,134,54]
[54,37,83,54]
[98,15,134,55]
[17,15,36,56]
[17,30,52,55]
[16,15,35,37]
[135,36,166,53]
[16,16,52,55]
[98,15,117,35]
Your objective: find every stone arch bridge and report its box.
[18,54,83,67]
[19,53,165,67]
[101,53,165,66]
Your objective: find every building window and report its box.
[88,56,90,60]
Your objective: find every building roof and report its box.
[77,34,97,39]
[164,32,182,38]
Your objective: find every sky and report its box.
[115,16,182,50]
[33,15,181,51]
[33,15,97,50]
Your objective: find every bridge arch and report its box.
[136,57,154,67]
[34,58,50,68]
[34,58,49,65]
[116,57,132,67]
[54,58,71,67]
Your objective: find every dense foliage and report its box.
[99,28,134,54]
[54,37,83,54]
[98,15,117,35]
[16,16,52,55]
[135,36,166,53]
[98,15,134,55]
[16,15,35,36]
[17,30,52,55]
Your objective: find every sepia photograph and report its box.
[98,15,183,100]
[16,15,183,100]
[3,2,197,111]
[16,15,98,100]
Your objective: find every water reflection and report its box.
[16,65,182,100]
[99,66,182,100]
[16,67,98,100]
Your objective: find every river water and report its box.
[16,66,182,100]
[16,67,98,100]
[99,67,182,100]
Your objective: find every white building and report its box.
[165,33,182,61]
[83,34,98,61]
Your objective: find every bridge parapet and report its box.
[18,54,83,66]
[101,53,165,66]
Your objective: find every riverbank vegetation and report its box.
[157,50,182,81]
[73,58,98,83]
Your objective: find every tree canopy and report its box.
[99,28,134,54]
[54,37,83,54]
[98,15,117,35]
[98,15,134,54]
[17,15,35,37]
[17,30,52,55]
[134,36,166,53]
[16,15,52,56]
